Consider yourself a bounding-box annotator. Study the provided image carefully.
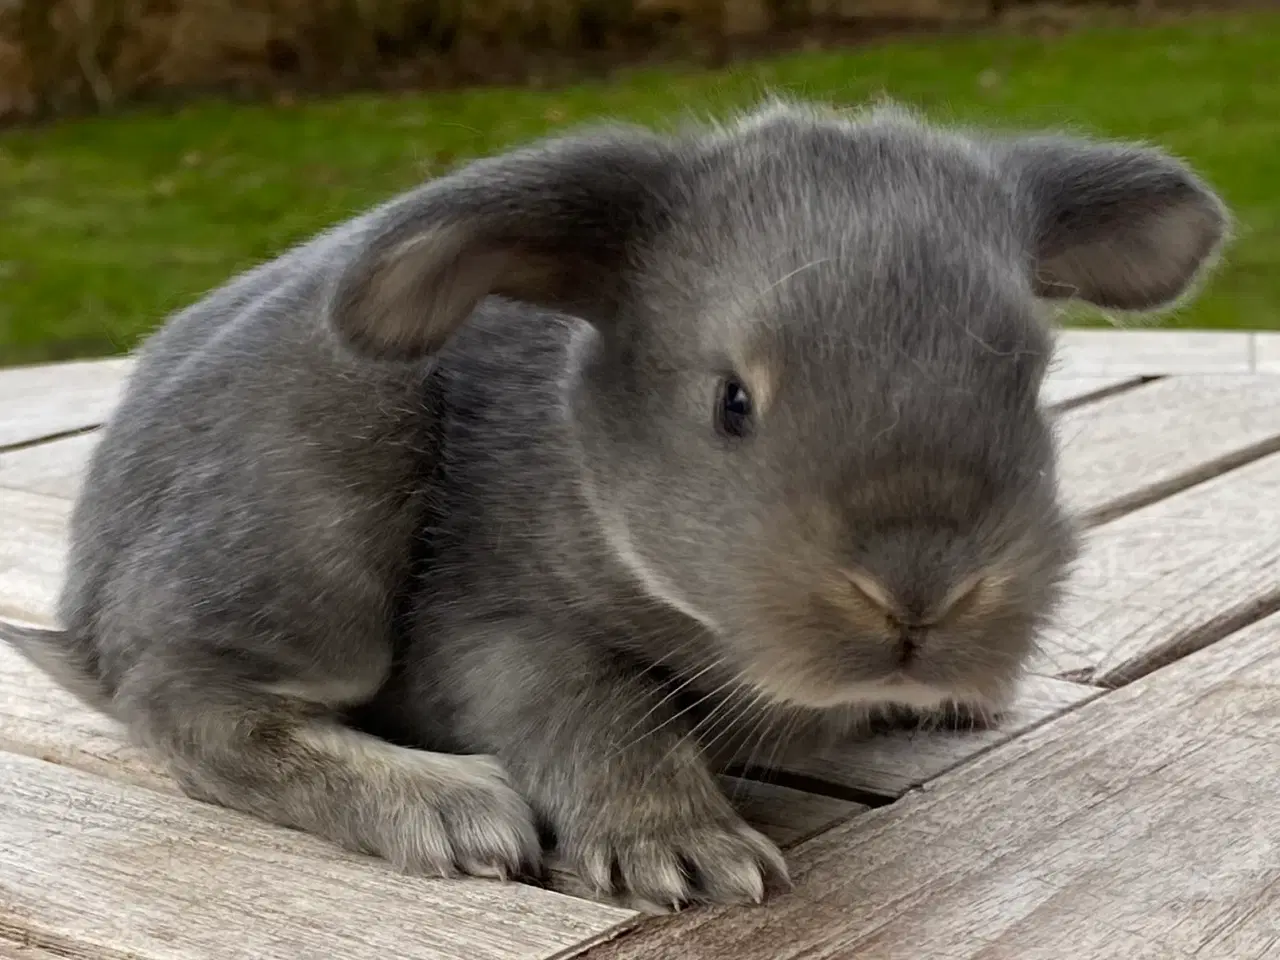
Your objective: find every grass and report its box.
[1,11,1278,365]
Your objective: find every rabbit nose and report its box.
[895,624,925,667]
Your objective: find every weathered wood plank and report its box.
[1038,375,1143,409]
[579,611,1280,960]
[1054,374,1280,522]
[1251,331,1280,373]
[1052,329,1254,377]
[0,359,132,449]
[1037,449,1280,685]
[0,644,168,792]
[0,489,70,626]
[0,432,101,499]
[0,942,81,960]
[0,751,638,960]
[0,368,1147,501]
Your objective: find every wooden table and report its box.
[2,329,1279,960]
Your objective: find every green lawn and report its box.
[1,11,1277,365]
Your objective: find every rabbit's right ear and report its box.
[992,135,1229,311]
[327,128,675,361]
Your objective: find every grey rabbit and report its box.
[2,99,1227,911]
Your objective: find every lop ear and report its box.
[326,127,674,360]
[995,136,1229,311]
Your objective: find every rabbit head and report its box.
[328,100,1228,713]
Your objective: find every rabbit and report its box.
[1,99,1227,913]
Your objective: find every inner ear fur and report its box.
[326,126,676,361]
[994,135,1230,311]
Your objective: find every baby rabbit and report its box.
[2,100,1226,912]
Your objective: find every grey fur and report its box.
[1,99,1227,910]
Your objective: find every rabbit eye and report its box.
[717,377,753,438]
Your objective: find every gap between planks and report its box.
[0,359,133,451]
[1053,373,1280,524]
[1038,374,1151,411]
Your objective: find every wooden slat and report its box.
[0,557,1098,815]
[1038,375,1142,409]
[0,432,101,499]
[0,489,70,626]
[579,611,1280,960]
[1054,374,1280,522]
[0,373,1146,504]
[1251,331,1280,373]
[0,359,132,449]
[0,645,167,792]
[784,675,1100,796]
[1038,449,1280,685]
[0,751,637,960]
[1052,329,1254,377]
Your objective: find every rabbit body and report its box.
[3,101,1228,910]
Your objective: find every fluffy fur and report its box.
[1,100,1228,911]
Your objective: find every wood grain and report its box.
[1052,329,1254,376]
[0,359,132,449]
[1054,374,1280,523]
[0,942,80,960]
[1037,448,1280,685]
[0,489,70,626]
[0,751,638,960]
[0,370,1257,520]
[580,610,1280,960]
[1250,331,1280,373]
[0,433,101,499]
[0,644,168,792]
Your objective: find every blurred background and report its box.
[0,1,1274,367]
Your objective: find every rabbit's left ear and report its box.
[326,126,675,361]
[995,136,1229,311]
